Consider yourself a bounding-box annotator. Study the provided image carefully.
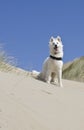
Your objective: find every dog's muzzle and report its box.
[54,45,58,50]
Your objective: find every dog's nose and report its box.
[55,44,57,48]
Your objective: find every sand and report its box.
[0,71,84,130]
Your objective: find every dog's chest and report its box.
[48,58,63,70]
[49,58,58,68]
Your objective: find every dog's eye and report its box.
[53,42,55,45]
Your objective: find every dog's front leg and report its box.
[45,70,51,84]
[57,69,63,87]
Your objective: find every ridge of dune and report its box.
[0,71,84,130]
[0,61,30,76]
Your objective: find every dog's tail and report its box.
[31,70,40,78]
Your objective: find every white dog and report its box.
[32,36,63,87]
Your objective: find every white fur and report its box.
[32,36,63,87]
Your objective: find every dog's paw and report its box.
[59,84,63,87]
[46,80,50,84]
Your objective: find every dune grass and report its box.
[63,56,84,82]
[0,46,16,72]
[0,46,29,75]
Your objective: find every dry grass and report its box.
[63,56,84,82]
[0,47,29,76]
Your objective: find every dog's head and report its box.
[49,36,63,56]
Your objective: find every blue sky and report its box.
[0,0,84,71]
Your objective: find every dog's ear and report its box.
[50,36,54,42]
[57,36,61,42]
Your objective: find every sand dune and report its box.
[0,71,84,130]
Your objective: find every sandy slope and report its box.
[0,71,84,130]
